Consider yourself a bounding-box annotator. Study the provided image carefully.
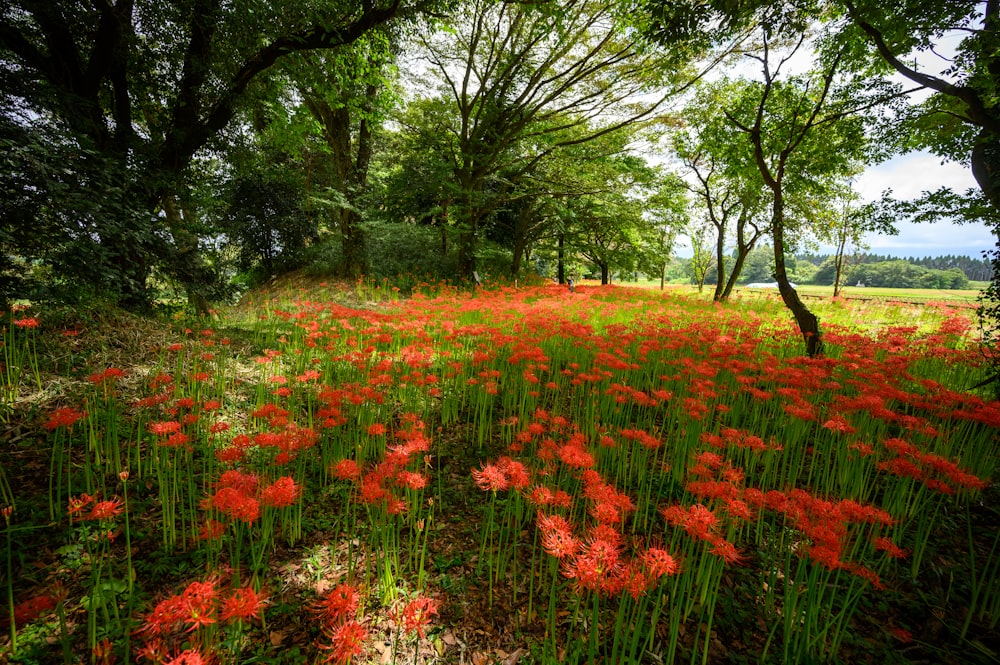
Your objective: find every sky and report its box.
[851,153,995,259]
[673,26,997,262]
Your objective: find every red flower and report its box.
[163,648,212,665]
[872,536,908,559]
[367,423,387,437]
[314,583,359,626]
[85,497,124,521]
[471,464,507,492]
[12,594,57,624]
[331,459,361,481]
[400,596,440,638]
[211,487,260,523]
[261,476,300,508]
[148,421,183,436]
[13,317,40,328]
[538,513,579,559]
[198,519,226,541]
[89,367,125,385]
[67,493,95,515]
[320,620,367,664]
[44,407,87,430]
[220,586,266,623]
[395,470,428,491]
[181,579,218,632]
[642,547,679,577]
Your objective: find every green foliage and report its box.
[223,170,315,280]
[842,260,970,289]
[0,120,153,306]
[306,222,459,283]
[0,0,419,308]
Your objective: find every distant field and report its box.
[620,279,986,305]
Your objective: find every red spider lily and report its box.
[395,470,428,491]
[164,432,190,448]
[89,367,125,385]
[217,470,259,495]
[662,503,720,541]
[148,421,183,436]
[135,638,168,663]
[367,423,387,436]
[872,536,908,559]
[11,593,57,624]
[67,493,95,515]
[319,620,367,664]
[313,583,360,626]
[642,547,680,577]
[538,513,579,559]
[180,579,218,632]
[92,638,114,665]
[261,476,300,508]
[215,446,244,463]
[331,459,361,481]
[497,457,531,489]
[708,537,742,564]
[198,519,226,541]
[44,407,87,430]
[399,596,440,638]
[556,443,594,469]
[471,464,507,492]
[13,317,40,328]
[163,648,213,665]
[208,422,229,435]
[215,488,260,523]
[85,497,124,521]
[219,586,266,623]
[613,561,654,600]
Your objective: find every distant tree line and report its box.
[797,253,992,282]
[667,248,978,290]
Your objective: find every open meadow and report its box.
[2,280,999,664]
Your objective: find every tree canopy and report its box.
[2,0,997,358]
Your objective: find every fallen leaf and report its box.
[472,651,489,665]
[270,630,285,646]
[503,648,526,665]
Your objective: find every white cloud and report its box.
[855,152,977,202]
[851,152,995,257]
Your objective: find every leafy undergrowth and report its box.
[2,279,999,664]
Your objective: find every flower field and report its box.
[2,280,999,664]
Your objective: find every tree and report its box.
[410,0,683,279]
[0,0,417,308]
[672,81,771,301]
[818,185,897,295]
[637,174,689,289]
[722,18,885,356]
[282,32,399,277]
[558,139,663,285]
[687,221,714,292]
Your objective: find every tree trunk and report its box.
[458,225,478,280]
[720,243,754,300]
[557,233,566,284]
[600,263,609,285]
[713,224,726,301]
[833,234,848,297]
[772,198,822,357]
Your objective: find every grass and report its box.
[626,278,987,304]
[1,277,999,664]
